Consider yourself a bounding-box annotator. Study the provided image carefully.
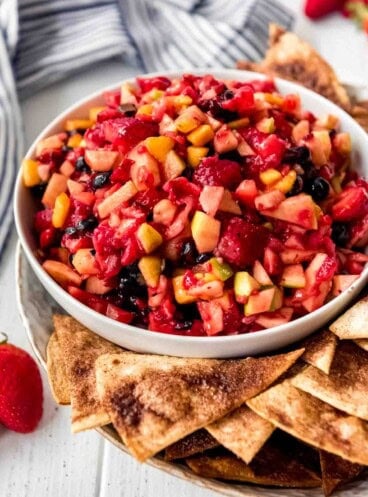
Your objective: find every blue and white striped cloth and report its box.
[0,0,293,257]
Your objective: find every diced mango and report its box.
[145,136,175,163]
[334,132,351,155]
[137,223,163,253]
[260,168,282,186]
[136,104,154,116]
[138,256,162,287]
[263,93,284,106]
[172,275,197,304]
[67,133,83,148]
[187,146,209,168]
[273,170,297,194]
[228,117,250,129]
[187,125,214,146]
[52,192,70,228]
[142,89,164,103]
[65,119,93,131]
[72,248,99,275]
[175,105,207,133]
[256,117,275,134]
[22,159,41,187]
[89,106,106,122]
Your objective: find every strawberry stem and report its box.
[0,332,8,344]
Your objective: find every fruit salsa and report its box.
[22,74,368,336]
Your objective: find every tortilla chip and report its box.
[247,381,368,465]
[301,330,338,374]
[330,296,368,339]
[165,429,219,460]
[186,444,321,488]
[320,450,364,496]
[95,348,303,461]
[52,314,121,433]
[355,339,368,352]
[291,341,368,420]
[206,406,275,464]
[46,330,71,405]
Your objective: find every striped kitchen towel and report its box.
[0,0,293,257]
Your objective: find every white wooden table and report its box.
[0,2,367,495]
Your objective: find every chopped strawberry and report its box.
[193,157,242,190]
[331,186,368,221]
[102,118,158,154]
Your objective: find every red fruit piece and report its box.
[222,85,255,114]
[331,187,368,222]
[84,124,106,149]
[0,344,43,433]
[136,76,171,93]
[102,118,158,154]
[304,0,345,19]
[34,209,53,232]
[217,217,269,267]
[192,157,242,190]
[164,177,201,205]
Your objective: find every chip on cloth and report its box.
[46,330,71,405]
[206,406,275,464]
[355,339,368,352]
[300,330,338,375]
[52,314,121,433]
[95,348,303,461]
[186,444,321,488]
[330,296,368,339]
[291,341,368,420]
[319,450,364,496]
[165,429,219,460]
[247,381,368,465]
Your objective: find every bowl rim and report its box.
[14,68,368,347]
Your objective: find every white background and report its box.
[0,0,367,496]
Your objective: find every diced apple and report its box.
[199,186,224,217]
[137,223,163,253]
[280,249,316,264]
[197,300,224,335]
[256,117,275,134]
[253,260,273,286]
[280,264,306,288]
[259,193,319,230]
[128,145,161,190]
[42,173,68,209]
[332,274,359,296]
[209,257,233,281]
[191,211,221,253]
[255,307,293,328]
[153,199,177,226]
[72,249,99,275]
[84,149,120,172]
[213,125,238,154]
[255,190,285,211]
[333,132,351,155]
[138,255,162,287]
[120,82,138,104]
[172,275,197,304]
[85,276,113,295]
[159,114,176,134]
[59,160,75,177]
[236,136,256,156]
[174,105,207,133]
[218,190,242,215]
[73,192,95,206]
[145,136,175,163]
[187,280,224,300]
[42,260,82,287]
[234,271,260,303]
[292,120,309,143]
[36,134,65,156]
[303,280,331,313]
[67,179,85,195]
[163,150,186,181]
[97,180,137,218]
[244,287,277,316]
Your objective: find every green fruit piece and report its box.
[191,211,221,253]
[163,150,186,181]
[280,264,306,289]
[138,256,162,287]
[234,271,260,303]
[252,260,273,287]
[244,287,276,316]
[209,257,234,281]
[172,275,197,304]
[137,223,163,254]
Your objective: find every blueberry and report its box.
[286,174,304,197]
[283,146,310,165]
[76,216,98,232]
[221,89,234,101]
[306,177,330,201]
[75,156,90,172]
[30,183,47,198]
[92,172,111,189]
[195,253,212,264]
[180,240,198,267]
[119,103,137,116]
[64,226,78,235]
[332,222,350,247]
[182,166,194,181]
[174,320,193,331]
[62,145,72,154]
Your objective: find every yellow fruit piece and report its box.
[89,106,106,122]
[52,192,70,228]
[172,275,197,304]
[256,117,275,134]
[263,93,284,106]
[137,223,163,254]
[166,95,193,111]
[36,134,65,156]
[145,136,175,162]
[260,168,282,186]
[187,146,209,168]
[274,170,297,194]
[334,132,351,155]
[187,125,214,146]
[143,89,164,103]
[136,104,154,116]
[65,119,93,131]
[227,117,250,129]
[22,158,41,187]
[331,175,343,194]
[67,133,83,148]
[175,105,207,133]
[312,130,331,161]
[314,114,339,130]
[191,211,220,253]
[138,256,162,287]
[120,82,137,104]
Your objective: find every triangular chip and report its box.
[186,444,321,488]
[355,339,368,352]
[53,314,121,433]
[95,348,303,461]
[46,330,71,405]
[301,330,338,374]
[320,450,364,496]
[206,406,274,464]
[291,341,368,420]
[330,296,368,339]
[165,430,219,460]
[247,381,368,465]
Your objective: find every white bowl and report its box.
[14,69,368,358]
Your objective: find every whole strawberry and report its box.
[0,336,43,433]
